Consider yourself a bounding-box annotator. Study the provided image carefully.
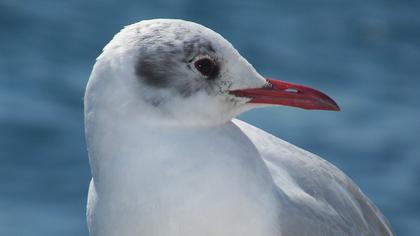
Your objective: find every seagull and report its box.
[84,19,394,236]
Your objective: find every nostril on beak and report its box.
[284,88,299,93]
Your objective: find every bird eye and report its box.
[194,58,216,77]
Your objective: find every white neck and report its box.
[85,104,281,236]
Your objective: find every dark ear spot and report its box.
[135,57,170,88]
[134,30,221,101]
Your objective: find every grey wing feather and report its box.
[234,119,394,236]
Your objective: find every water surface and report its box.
[1,0,419,235]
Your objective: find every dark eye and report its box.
[194,58,216,77]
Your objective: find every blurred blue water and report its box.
[1,0,419,235]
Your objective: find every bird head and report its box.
[85,19,339,127]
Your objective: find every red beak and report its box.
[229,79,340,111]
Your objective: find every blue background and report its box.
[1,0,419,235]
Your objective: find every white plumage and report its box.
[84,19,394,236]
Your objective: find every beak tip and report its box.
[325,99,340,111]
[331,102,341,111]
